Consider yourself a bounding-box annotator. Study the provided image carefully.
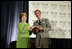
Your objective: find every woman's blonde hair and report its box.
[20,12,27,19]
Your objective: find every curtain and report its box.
[1,1,28,48]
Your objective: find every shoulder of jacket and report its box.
[27,23,29,24]
[17,22,22,26]
[34,20,38,23]
[42,18,49,21]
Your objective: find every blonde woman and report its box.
[16,12,32,48]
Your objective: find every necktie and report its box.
[39,19,41,25]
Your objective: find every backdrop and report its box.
[29,1,71,38]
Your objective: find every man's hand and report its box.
[39,27,44,31]
[35,27,40,32]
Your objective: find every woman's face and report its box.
[21,15,27,22]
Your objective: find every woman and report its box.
[16,12,32,48]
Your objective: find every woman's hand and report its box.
[29,26,35,31]
[30,26,35,29]
[29,27,32,31]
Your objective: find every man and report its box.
[31,9,51,48]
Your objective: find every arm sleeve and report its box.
[43,19,51,32]
[28,23,32,35]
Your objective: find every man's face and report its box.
[35,11,41,19]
